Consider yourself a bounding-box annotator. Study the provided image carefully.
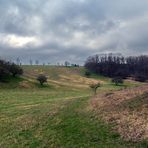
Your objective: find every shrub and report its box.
[85,71,91,77]
[0,67,10,82]
[112,77,124,86]
[37,74,47,86]
[90,83,101,95]
[9,64,23,77]
[0,59,23,82]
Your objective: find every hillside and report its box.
[22,66,101,89]
[22,65,140,90]
[0,66,147,147]
[91,85,148,142]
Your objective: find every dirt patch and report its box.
[90,84,148,142]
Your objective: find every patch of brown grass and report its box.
[90,84,148,142]
[18,81,33,89]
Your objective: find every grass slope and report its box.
[0,66,146,147]
[91,85,148,144]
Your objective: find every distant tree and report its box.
[35,60,39,65]
[112,77,123,86]
[71,64,79,67]
[65,61,70,67]
[85,54,148,81]
[16,58,21,65]
[37,75,47,86]
[90,83,101,95]
[29,59,33,65]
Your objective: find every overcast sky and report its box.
[0,0,148,64]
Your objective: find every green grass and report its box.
[0,76,24,89]
[0,66,147,147]
[0,89,90,147]
[0,91,146,148]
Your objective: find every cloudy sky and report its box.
[0,0,148,64]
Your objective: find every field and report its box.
[0,66,147,148]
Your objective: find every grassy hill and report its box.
[0,66,147,147]
[91,85,148,142]
[23,65,140,90]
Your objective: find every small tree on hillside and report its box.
[90,83,101,95]
[112,77,123,86]
[37,74,47,86]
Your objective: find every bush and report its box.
[112,77,124,86]
[90,83,101,94]
[37,75,47,86]
[85,71,91,77]
[0,67,10,82]
[9,64,23,77]
[0,59,23,82]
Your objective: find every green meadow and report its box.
[0,66,146,148]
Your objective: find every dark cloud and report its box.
[0,0,148,64]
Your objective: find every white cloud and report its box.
[0,34,39,48]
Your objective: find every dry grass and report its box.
[18,81,33,89]
[90,84,148,142]
[23,66,104,89]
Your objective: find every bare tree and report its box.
[16,58,21,65]
[85,54,148,81]
[29,59,33,65]
[35,60,39,65]
[65,61,70,67]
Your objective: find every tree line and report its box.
[85,54,148,82]
[0,59,23,82]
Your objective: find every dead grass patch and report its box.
[18,81,33,89]
[90,84,148,142]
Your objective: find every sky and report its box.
[0,0,148,65]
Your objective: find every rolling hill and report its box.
[0,66,147,148]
